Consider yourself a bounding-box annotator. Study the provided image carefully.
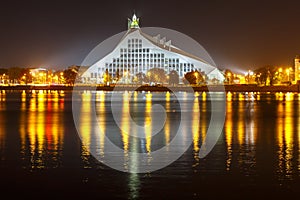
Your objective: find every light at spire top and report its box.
[128,14,140,29]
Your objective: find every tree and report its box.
[103,69,112,84]
[169,70,179,85]
[21,68,33,84]
[115,69,120,82]
[7,67,24,83]
[64,66,79,85]
[135,72,148,84]
[224,69,234,84]
[183,70,204,85]
[146,68,167,83]
[254,65,277,86]
[0,68,8,75]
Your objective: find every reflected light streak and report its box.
[0,90,6,102]
[285,92,294,101]
[284,101,293,178]
[192,96,200,165]
[200,92,207,143]
[237,100,244,145]
[277,102,284,175]
[0,91,6,155]
[80,91,92,168]
[37,92,46,168]
[277,100,294,179]
[225,101,233,171]
[145,93,152,154]
[0,107,5,155]
[27,92,46,168]
[164,92,170,146]
[96,91,106,158]
[227,92,232,102]
[121,92,130,171]
[238,93,244,101]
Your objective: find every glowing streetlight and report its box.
[286,68,290,81]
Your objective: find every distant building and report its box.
[81,14,224,84]
[295,55,300,83]
[29,68,49,84]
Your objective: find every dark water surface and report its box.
[0,90,299,199]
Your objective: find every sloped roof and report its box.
[122,28,212,66]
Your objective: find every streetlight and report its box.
[286,68,290,82]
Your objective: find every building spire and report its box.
[128,13,140,29]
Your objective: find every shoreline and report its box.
[0,84,300,93]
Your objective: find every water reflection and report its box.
[225,92,257,175]
[0,90,296,183]
[79,91,92,168]
[225,95,233,171]
[192,94,200,166]
[164,92,170,146]
[144,92,152,154]
[121,92,130,171]
[0,91,5,159]
[96,91,106,158]
[276,97,294,179]
[19,90,64,169]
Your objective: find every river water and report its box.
[0,90,299,199]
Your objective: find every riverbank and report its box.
[0,84,300,93]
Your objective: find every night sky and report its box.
[1,0,300,72]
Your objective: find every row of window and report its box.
[120,48,150,53]
[113,57,180,63]
[105,63,193,68]
[128,39,142,43]
[119,53,166,58]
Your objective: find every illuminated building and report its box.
[29,68,49,84]
[81,14,225,84]
[295,55,300,83]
